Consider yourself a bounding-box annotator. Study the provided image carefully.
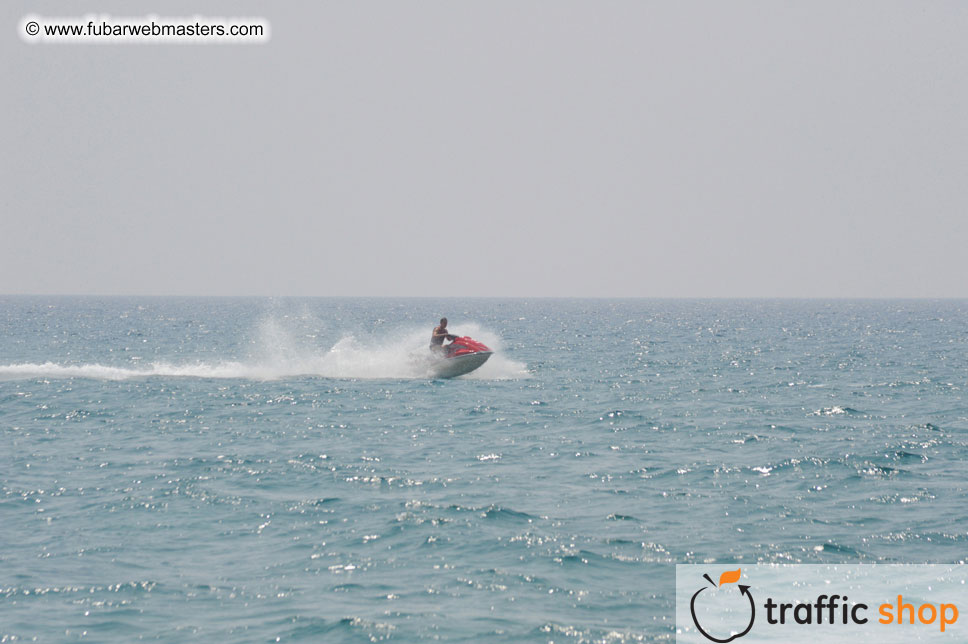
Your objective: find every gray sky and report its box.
[3,1,967,297]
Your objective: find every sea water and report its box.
[1,297,966,642]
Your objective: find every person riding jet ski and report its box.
[427,317,493,377]
[430,317,457,352]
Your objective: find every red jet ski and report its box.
[431,336,493,378]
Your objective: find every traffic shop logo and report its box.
[683,566,961,642]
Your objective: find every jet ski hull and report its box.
[431,350,492,378]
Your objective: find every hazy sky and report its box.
[3,2,967,297]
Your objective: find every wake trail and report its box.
[0,322,528,382]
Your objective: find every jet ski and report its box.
[430,336,493,378]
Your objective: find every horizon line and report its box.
[2,293,968,301]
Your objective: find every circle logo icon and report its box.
[689,569,755,642]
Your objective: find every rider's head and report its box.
[440,317,448,327]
